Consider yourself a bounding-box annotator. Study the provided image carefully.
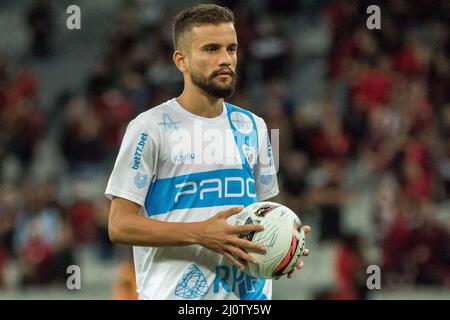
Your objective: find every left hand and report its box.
[275,225,311,280]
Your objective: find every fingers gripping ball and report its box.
[234,201,306,279]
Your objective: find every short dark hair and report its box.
[173,4,235,50]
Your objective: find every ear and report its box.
[173,50,188,73]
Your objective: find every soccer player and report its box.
[105,4,310,300]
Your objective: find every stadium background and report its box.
[0,0,449,299]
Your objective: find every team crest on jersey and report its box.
[175,264,208,299]
[242,145,257,169]
[260,175,273,185]
[134,172,148,189]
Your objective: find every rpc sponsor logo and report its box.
[214,264,268,300]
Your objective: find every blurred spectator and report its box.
[0,63,43,173]
[7,98,44,169]
[122,71,151,115]
[25,0,55,59]
[313,233,368,300]
[306,160,349,242]
[86,60,116,100]
[0,185,19,258]
[249,16,291,80]
[61,96,106,175]
[262,84,295,159]
[438,104,450,198]
[279,151,309,214]
[0,185,19,287]
[13,181,75,287]
[382,197,450,286]
[333,233,368,299]
[92,88,135,153]
[267,0,300,14]
[310,103,352,162]
[0,246,6,287]
[373,174,399,238]
[67,198,97,245]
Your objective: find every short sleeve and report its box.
[253,118,279,200]
[105,119,157,206]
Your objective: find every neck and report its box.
[176,84,224,118]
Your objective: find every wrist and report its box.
[184,221,204,246]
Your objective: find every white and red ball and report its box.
[234,201,306,279]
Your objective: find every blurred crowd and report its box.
[0,0,449,299]
[281,0,450,298]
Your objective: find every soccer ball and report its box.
[234,201,306,279]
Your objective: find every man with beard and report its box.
[105,4,310,300]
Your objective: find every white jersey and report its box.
[105,98,279,300]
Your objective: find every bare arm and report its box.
[108,197,266,268]
[108,197,201,246]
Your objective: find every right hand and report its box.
[197,206,266,270]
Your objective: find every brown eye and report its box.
[206,47,217,53]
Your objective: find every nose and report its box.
[218,48,232,66]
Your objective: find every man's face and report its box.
[185,23,238,98]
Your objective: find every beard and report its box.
[190,67,236,98]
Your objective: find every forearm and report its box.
[109,206,203,247]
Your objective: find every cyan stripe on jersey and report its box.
[225,102,259,175]
[144,104,261,217]
[144,168,257,216]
